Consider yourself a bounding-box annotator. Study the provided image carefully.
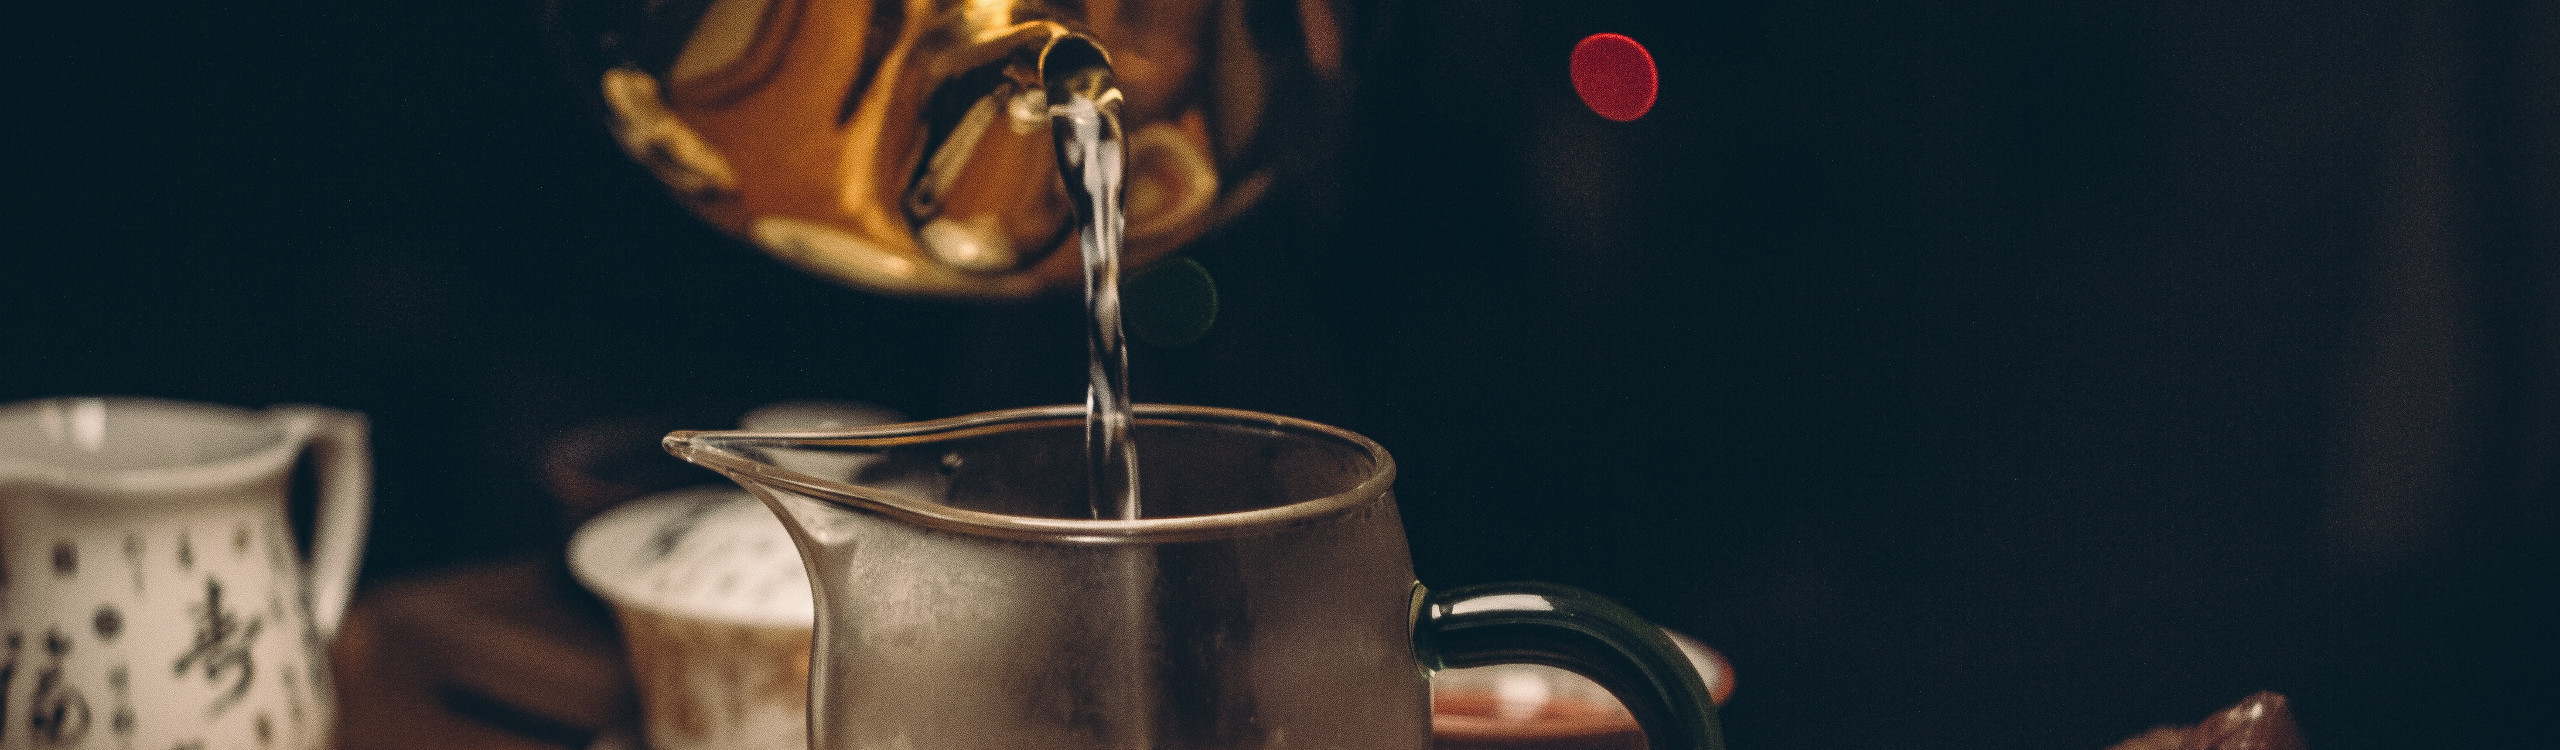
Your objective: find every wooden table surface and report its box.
[328,559,1721,750]
[333,558,635,750]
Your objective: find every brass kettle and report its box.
[547,0,1351,298]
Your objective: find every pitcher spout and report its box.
[663,430,845,541]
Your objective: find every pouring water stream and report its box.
[1047,38,1140,522]
[1047,38,1161,750]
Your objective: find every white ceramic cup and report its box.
[0,396,370,750]
[570,487,814,750]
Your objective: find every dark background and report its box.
[7,1,2555,748]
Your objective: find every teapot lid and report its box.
[569,485,812,628]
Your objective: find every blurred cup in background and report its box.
[569,486,812,750]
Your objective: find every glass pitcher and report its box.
[664,404,1724,750]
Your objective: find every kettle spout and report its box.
[899,26,1089,276]
[901,29,1216,279]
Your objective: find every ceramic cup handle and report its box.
[276,406,372,639]
[1415,581,1727,750]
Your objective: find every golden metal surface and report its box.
[563,0,1342,298]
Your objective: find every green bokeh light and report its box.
[1124,257,1218,348]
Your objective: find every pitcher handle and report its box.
[276,406,372,639]
[1415,581,1727,750]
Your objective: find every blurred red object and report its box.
[2108,692,2305,750]
[1569,33,1658,122]
[1432,633,1731,750]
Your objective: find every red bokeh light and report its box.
[1570,33,1658,122]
